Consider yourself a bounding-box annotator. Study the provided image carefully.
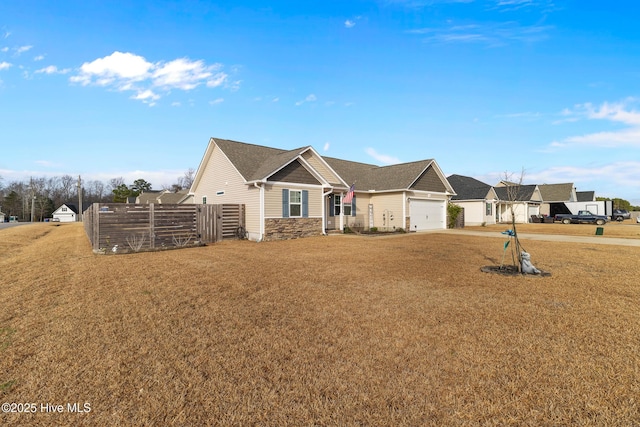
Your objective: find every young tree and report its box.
[502,169,527,273]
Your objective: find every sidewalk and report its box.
[439,228,640,247]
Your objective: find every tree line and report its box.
[0,169,194,222]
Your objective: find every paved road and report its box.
[0,222,34,230]
[440,228,640,247]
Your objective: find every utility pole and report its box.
[77,175,83,222]
[30,177,35,222]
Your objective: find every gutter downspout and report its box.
[253,182,264,241]
[403,191,407,231]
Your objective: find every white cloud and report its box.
[408,21,552,46]
[71,51,153,87]
[550,99,640,149]
[0,61,11,71]
[130,89,160,106]
[272,97,279,102]
[323,142,330,151]
[69,51,231,104]
[152,58,226,90]
[209,98,224,105]
[366,147,401,165]
[345,20,356,28]
[295,93,317,106]
[1,47,8,52]
[15,45,32,54]
[34,55,45,61]
[35,65,71,75]
[205,72,228,88]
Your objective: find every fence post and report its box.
[215,205,222,242]
[93,204,99,251]
[149,203,155,249]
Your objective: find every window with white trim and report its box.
[334,195,341,216]
[289,190,302,217]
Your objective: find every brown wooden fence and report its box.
[83,203,245,253]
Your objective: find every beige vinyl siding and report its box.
[264,184,323,218]
[350,192,370,229]
[301,150,343,186]
[191,144,261,236]
[454,200,496,226]
[369,193,405,231]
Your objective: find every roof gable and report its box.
[54,203,78,214]
[538,183,575,202]
[494,184,540,202]
[267,159,321,185]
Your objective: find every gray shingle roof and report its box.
[159,189,190,204]
[447,175,491,200]
[213,138,446,192]
[324,157,435,191]
[538,183,574,202]
[494,184,539,202]
[214,138,306,181]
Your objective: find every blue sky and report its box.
[1,0,639,204]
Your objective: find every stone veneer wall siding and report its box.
[264,218,323,241]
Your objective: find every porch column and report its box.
[340,191,345,230]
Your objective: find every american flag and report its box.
[343,184,355,204]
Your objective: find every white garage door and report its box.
[410,199,446,231]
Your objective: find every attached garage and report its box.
[409,199,446,231]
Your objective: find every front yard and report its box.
[1,223,639,425]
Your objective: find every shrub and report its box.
[447,204,463,229]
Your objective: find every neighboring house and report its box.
[135,189,191,204]
[447,175,498,226]
[188,138,455,241]
[52,203,79,222]
[538,183,577,217]
[158,189,190,204]
[0,210,5,223]
[135,190,164,204]
[493,182,542,223]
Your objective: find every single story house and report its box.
[538,183,577,217]
[493,182,542,223]
[188,138,455,241]
[447,175,498,226]
[52,203,79,222]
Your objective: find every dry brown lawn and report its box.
[468,220,640,239]
[1,223,639,426]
